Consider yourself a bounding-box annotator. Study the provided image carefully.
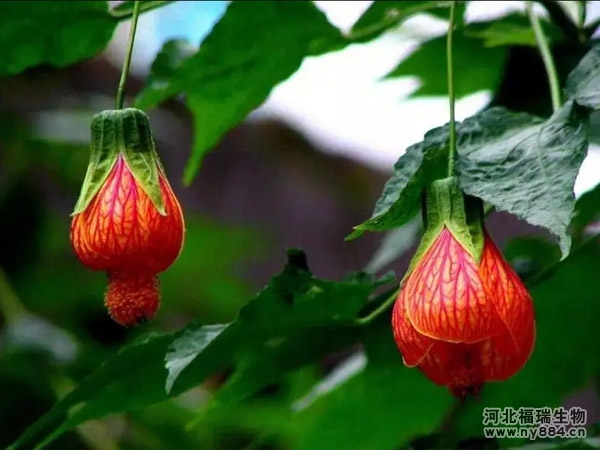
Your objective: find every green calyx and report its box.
[72,108,167,216]
[402,177,485,284]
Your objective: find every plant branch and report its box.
[110,1,173,21]
[346,1,455,43]
[447,1,457,177]
[536,0,581,42]
[355,288,399,326]
[578,1,587,30]
[527,2,561,113]
[115,1,142,110]
[585,16,600,38]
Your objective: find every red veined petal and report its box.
[404,228,502,344]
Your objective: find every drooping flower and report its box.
[70,108,185,326]
[391,177,535,399]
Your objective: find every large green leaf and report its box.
[8,250,393,449]
[292,324,453,450]
[166,251,394,395]
[0,1,116,75]
[346,127,449,240]
[136,1,346,185]
[456,101,589,258]
[352,103,589,258]
[384,32,506,99]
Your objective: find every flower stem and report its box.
[355,288,399,326]
[115,0,142,110]
[110,0,173,21]
[527,2,561,112]
[446,1,457,177]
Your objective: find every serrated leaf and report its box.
[351,103,589,259]
[384,32,505,99]
[167,249,395,394]
[565,44,600,109]
[347,129,449,240]
[349,1,466,42]
[456,101,589,258]
[0,1,116,75]
[9,250,394,449]
[135,1,346,185]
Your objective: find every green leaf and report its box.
[166,249,394,394]
[135,1,346,185]
[350,1,466,42]
[292,325,453,450]
[346,127,449,240]
[351,103,589,259]
[456,101,589,258]
[571,182,600,235]
[134,39,197,111]
[463,12,563,47]
[10,250,393,449]
[6,332,174,450]
[0,1,116,75]
[451,237,600,445]
[383,32,506,99]
[565,44,600,109]
[165,324,229,392]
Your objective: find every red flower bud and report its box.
[70,109,185,326]
[391,178,535,399]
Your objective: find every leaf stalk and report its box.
[527,1,561,112]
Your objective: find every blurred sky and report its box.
[107,1,600,197]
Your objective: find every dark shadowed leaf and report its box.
[0,1,116,75]
[136,1,346,185]
[292,325,453,450]
[456,101,589,258]
[166,250,394,394]
[384,33,506,99]
[9,250,393,449]
[565,44,600,109]
[346,129,449,240]
[571,182,600,235]
[463,12,563,47]
[6,332,174,450]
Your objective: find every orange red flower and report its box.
[392,227,535,399]
[70,109,184,326]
